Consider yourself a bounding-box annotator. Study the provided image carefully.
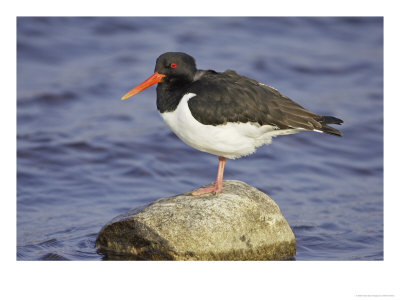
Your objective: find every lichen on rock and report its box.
[96,180,296,260]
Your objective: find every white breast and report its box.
[160,93,300,159]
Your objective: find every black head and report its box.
[154,52,197,83]
[121,52,197,101]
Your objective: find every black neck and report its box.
[156,77,192,113]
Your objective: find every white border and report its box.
[3,1,399,299]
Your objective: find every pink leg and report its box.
[192,156,226,196]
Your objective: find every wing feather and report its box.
[187,70,341,135]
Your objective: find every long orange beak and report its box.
[121,72,166,100]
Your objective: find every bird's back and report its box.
[187,69,342,136]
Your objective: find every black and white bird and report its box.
[122,52,343,195]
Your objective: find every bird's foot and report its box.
[192,183,222,196]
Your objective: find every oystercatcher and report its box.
[122,52,343,195]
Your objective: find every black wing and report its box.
[187,70,343,136]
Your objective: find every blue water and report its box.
[17,17,383,260]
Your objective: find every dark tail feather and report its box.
[316,116,343,137]
[320,116,343,125]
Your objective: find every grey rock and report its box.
[96,180,296,260]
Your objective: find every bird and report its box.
[121,52,343,196]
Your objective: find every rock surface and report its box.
[96,180,296,260]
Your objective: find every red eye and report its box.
[170,63,177,68]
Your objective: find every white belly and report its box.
[160,93,300,159]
